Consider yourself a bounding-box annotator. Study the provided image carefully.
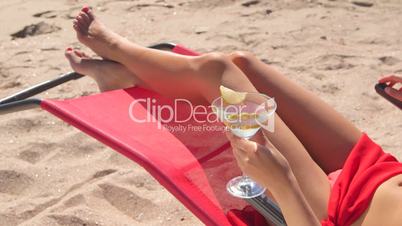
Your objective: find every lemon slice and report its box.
[219,85,246,104]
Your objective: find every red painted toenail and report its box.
[66,47,73,51]
[82,6,89,12]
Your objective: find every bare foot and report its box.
[73,6,123,60]
[65,48,137,92]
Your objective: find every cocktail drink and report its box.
[212,86,277,198]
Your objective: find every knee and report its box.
[196,52,230,68]
[192,51,256,71]
[192,52,231,77]
[228,51,256,67]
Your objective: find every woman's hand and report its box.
[379,75,402,101]
[226,131,291,190]
[226,132,321,226]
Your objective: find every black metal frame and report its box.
[0,42,177,115]
[247,195,287,226]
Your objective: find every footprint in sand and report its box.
[183,0,237,8]
[48,132,105,160]
[98,183,157,221]
[379,56,400,66]
[126,3,175,11]
[315,54,356,71]
[3,117,44,132]
[0,66,9,78]
[241,0,260,7]
[47,214,99,226]
[311,73,326,81]
[352,1,374,7]
[320,83,341,94]
[0,170,33,195]
[10,22,61,39]
[63,194,86,208]
[107,152,136,165]
[92,169,117,179]
[122,173,158,191]
[33,10,57,19]
[17,142,56,164]
[0,80,22,89]
[18,150,42,164]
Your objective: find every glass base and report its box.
[226,176,266,199]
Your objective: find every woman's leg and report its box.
[64,48,146,92]
[228,51,362,173]
[72,8,259,104]
[73,8,360,172]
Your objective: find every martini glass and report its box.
[211,92,276,198]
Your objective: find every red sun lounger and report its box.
[0,43,286,226]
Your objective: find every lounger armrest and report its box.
[0,99,41,115]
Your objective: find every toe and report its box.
[82,5,90,13]
[76,15,84,24]
[76,15,88,29]
[65,48,86,74]
[79,12,90,26]
[86,8,95,20]
[74,50,90,59]
[73,20,79,29]
[76,19,88,35]
[65,48,76,59]
[65,48,78,64]
[74,50,83,58]
[77,16,87,30]
[73,23,79,32]
[81,5,95,20]
[81,51,91,58]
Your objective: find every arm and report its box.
[270,172,321,226]
[226,132,321,226]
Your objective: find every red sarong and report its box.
[322,133,402,226]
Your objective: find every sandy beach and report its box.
[0,0,401,225]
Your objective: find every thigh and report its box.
[228,52,362,173]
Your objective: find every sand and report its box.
[0,0,401,225]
